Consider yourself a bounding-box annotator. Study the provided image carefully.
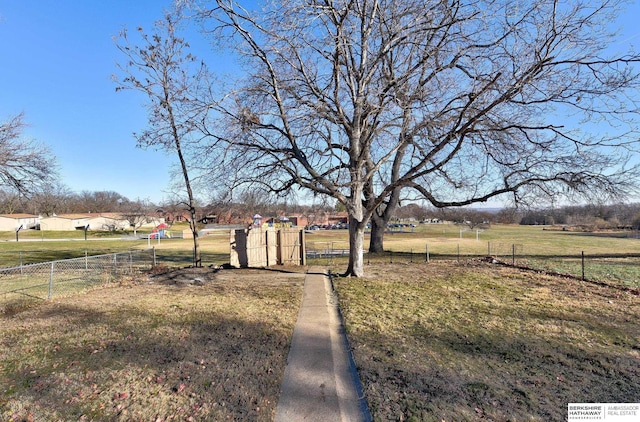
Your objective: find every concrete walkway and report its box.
[274,267,371,422]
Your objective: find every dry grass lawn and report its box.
[3,257,639,422]
[0,266,304,421]
[334,260,640,422]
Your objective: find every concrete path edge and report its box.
[327,270,373,422]
[274,267,372,422]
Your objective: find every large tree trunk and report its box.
[369,212,385,253]
[345,180,366,277]
[346,215,365,277]
[368,187,401,253]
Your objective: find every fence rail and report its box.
[3,241,638,311]
[306,244,640,290]
[0,249,155,309]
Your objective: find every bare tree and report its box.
[0,189,23,214]
[0,113,58,196]
[395,203,427,221]
[121,199,154,236]
[197,0,640,276]
[28,183,74,216]
[76,190,128,213]
[114,11,216,266]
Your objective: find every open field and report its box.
[334,261,640,421]
[306,224,640,288]
[307,223,640,256]
[0,230,231,268]
[3,222,640,262]
[0,267,304,421]
[2,224,639,300]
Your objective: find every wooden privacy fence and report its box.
[229,227,306,268]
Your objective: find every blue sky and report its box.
[0,0,181,204]
[1,1,639,206]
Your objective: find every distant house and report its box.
[259,212,349,228]
[140,216,166,229]
[327,212,349,225]
[40,214,93,231]
[157,209,192,224]
[0,214,40,231]
[39,213,129,231]
[298,212,348,227]
[283,215,308,227]
[85,213,129,231]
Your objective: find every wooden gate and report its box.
[278,228,306,266]
[230,227,306,268]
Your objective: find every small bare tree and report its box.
[198,0,640,276]
[0,189,23,215]
[0,113,57,196]
[121,199,154,236]
[29,183,74,216]
[114,11,215,266]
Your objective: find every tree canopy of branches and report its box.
[114,12,217,266]
[0,113,58,196]
[196,0,640,276]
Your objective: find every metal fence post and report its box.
[49,262,54,299]
[512,244,516,266]
[582,251,585,280]
[426,243,430,263]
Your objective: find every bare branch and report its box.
[0,113,58,196]
[194,0,640,276]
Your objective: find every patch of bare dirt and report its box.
[147,265,220,286]
[147,265,307,287]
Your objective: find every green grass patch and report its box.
[0,240,150,267]
[523,257,640,289]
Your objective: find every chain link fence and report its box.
[0,249,155,310]
[306,242,640,290]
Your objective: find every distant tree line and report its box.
[516,203,640,230]
[0,185,336,224]
[0,187,147,216]
[391,203,640,230]
[4,183,639,233]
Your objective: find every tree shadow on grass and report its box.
[152,251,229,267]
[562,231,639,240]
[349,324,640,422]
[0,280,301,421]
